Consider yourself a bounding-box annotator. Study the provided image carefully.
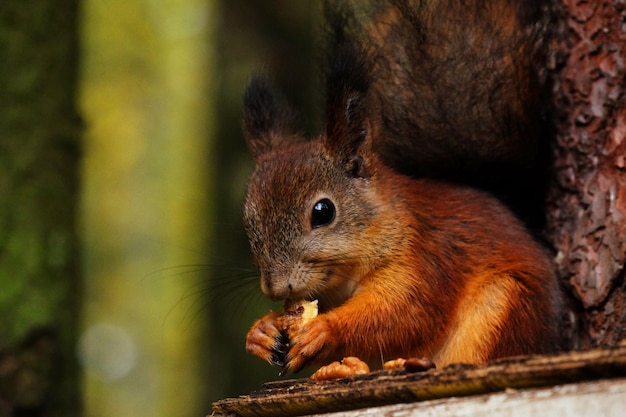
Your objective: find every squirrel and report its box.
[242,0,561,373]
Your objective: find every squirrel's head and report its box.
[241,30,384,306]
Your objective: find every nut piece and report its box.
[383,358,408,370]
[300,299,319,323]
[311,356,370,381]
[384,357,436,372]
[283,299,319,325]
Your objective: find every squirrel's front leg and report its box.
[283,284,437,373]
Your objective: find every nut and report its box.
[311,356,370,381]
[283,299,319,324]
[384,357,436,372]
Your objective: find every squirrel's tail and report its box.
[323,0,555,228]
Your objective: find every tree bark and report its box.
[0,1,81,416]
[547,0,626,348]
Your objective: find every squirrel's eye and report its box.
[311,198,336,228]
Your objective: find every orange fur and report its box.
[245,159,560,371]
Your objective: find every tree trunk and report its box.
[0,1,81,416]
[547,0,626,349]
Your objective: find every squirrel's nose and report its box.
[260,271,291,301]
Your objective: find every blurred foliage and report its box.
[0,0,81,415]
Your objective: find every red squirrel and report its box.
[243,0,561,373]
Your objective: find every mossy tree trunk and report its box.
[547,0,626,349]
[0,1,81,416]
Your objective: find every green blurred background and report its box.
[79,0,322,415]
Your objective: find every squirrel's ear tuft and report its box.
[322,2,374,178]
[242,74,299,159]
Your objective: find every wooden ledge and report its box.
[211,342,626,417]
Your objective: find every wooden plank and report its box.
[211,342,626,417]
[308,378,626,417]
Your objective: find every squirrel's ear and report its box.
[322,3,373,177]
[242,74,299,159]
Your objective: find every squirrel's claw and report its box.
[270,332,290,368]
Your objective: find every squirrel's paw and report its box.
[285,315,334,372]
[245,311,288,367]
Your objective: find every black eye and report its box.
[311,198,336,228]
